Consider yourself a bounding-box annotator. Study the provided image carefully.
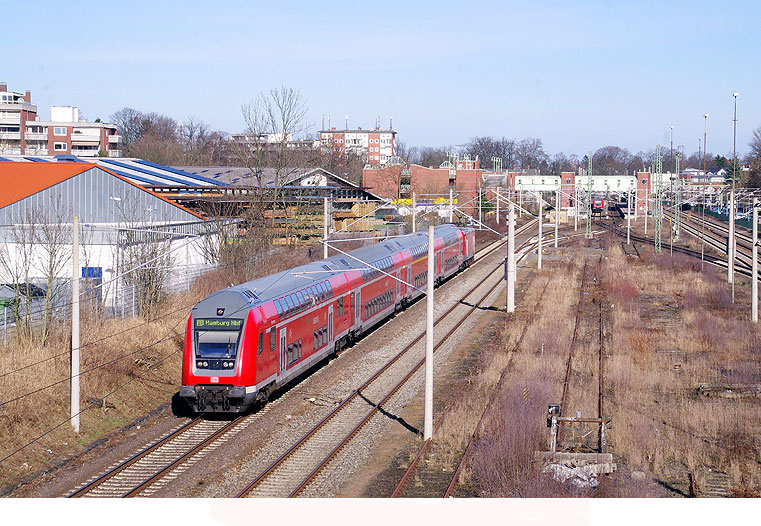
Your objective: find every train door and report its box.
[279,327,287,374]
[396,270,401,298]
[356,289,361,323]
[328,305,334,343]
[351,292,356,327]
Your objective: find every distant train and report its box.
[592,197,605,214]
[179,224,476,413]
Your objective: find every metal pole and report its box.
[3,305,6,346]
[507,203,515,313]
[496,187,500,225]
[537,193,543,270]
[478,189,482,230]
[554,186,559,248]
[702,114,708,270]
[644,188,648,235]
[731,93,739,302]
[752,198,758,323]
[633,177,638,220]
[627,191,631,245]
[424,225,434,440]
[574,182,578,232]
[729,190,735,285]
[412,192,416,233]
[71,215,80,433]
[519,188,522,218]
[449,187,453,223]
[323,196,329,259]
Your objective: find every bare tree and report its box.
[114,195,174,319]
[236,87,309,247]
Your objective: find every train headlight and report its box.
[203,361,208,367]
[223,362,229,368]
[197,361,203,367]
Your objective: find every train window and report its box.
[296,340,302,361]
[274,299,284,316]
[296,291,305,310]
[284,296,295,314]
[326,282,333,297]
[287,344,293,366]
[271,330,276,351]
[290,293,299,311]
[258,333,264,356]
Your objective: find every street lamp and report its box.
[731,93,739,302]
[701,113,708,270]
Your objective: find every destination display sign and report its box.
[194,318,244,330]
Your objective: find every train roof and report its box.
[200,224,468,310]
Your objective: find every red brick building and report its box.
[0,84,121,157]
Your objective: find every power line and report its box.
[0,348,181,465]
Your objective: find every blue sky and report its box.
[5,0,760,157]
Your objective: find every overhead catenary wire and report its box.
[0,347,181,466]
[0,317,184,408]
[0,300,195,380]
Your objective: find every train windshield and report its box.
[196,330,240,359]
[193,318,244,359]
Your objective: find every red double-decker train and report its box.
[179,224,476,413]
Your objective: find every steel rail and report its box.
[441,275,553,498]
[67,417,202,497]
[391,247,542,498]
[236,237,539,498]
[287,249,529,497]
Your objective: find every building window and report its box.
[642,179,647,185]
[54,127,67,136]
[54,142,67,151]
[565,178,571,184]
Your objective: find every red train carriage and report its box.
[180,224,476,413]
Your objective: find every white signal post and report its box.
[644,189,648,235]
[424,226,435,440]
[574,183,578,232]
[752,197,758,323]
[449,188,453,223]
[554,186,559,248]
[71,215,80,433]
[323,197,329,259]
[496,187,500,225]
[412,192,417,232]
[537,193,543,270]
[728,190,735,288]
[627,191,631,245]
[507,203,515,313]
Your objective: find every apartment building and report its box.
[0,84,121,157]
[0,84,36,155]
[320,126,396,166]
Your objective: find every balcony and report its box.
[0,114,20,125]
[108,150,122,157]
[108,134,122,143]
[0,131,21,140]
[72,149,99,157]
[25,148,48,155]
[24,132,47,141]
[0,147,21,155]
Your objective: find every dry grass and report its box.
[602,240,761,495]
[0,242,321,493]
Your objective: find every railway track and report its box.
[390,271,553,498]
[556,252,606,452]
[603,220,757,279]
[64,227,534,499]
[236,237,541,498]
[665,211,753,271]
[67,412,266,497]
